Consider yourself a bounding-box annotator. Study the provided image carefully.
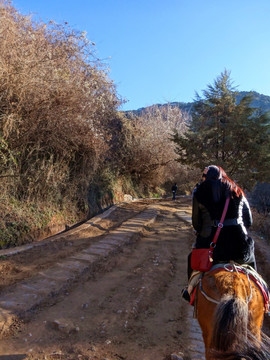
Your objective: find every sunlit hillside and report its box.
[129,91,270,116]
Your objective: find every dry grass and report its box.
[251,210,270,243]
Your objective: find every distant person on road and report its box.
[172,183,178,200]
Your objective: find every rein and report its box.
[199,277,219,304]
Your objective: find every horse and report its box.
[210,333,270,360]
[194,263,270,360]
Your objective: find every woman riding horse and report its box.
[182,165,256,301]
[182,165,269,359]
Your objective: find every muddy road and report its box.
[0,197,269,360]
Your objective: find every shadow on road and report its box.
[0,355,27,360]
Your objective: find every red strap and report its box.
[189,286,197,306]
[210,196,230,250]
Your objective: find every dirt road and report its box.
[0,197,269,360]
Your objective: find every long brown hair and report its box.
[217,166,244,197]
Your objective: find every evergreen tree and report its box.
[172,70,270,189]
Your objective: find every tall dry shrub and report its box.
[118,104,189,193]
[0,1,120,203]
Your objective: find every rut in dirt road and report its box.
[0,198,206,360]
[0,204,158,335]
[0,202,150,288]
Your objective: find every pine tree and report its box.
[172,70,270,189]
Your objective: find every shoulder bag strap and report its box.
[209,196,230,260]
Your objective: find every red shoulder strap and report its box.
[210,196,230,252]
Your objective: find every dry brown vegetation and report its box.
[252,211,270,243]
[0,0,121,246]
[0,1,195,247]
[118,105,195,194]
[0,1,120,202]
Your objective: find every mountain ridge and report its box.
[127,91,270,115]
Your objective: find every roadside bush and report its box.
[0,1,122,247]
[0,0,120,203]
[251,210,270,244]
[249,182,270,244]
[0,195,79,248]
[250,182,270,214]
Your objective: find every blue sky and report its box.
[12,0,270,111]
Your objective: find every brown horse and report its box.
[195,264,269,360]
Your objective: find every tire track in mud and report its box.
[0,198,208,360]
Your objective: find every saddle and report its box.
[189,262,270,314]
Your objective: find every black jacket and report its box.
[192,180,254,265]
[172,185,178,192]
